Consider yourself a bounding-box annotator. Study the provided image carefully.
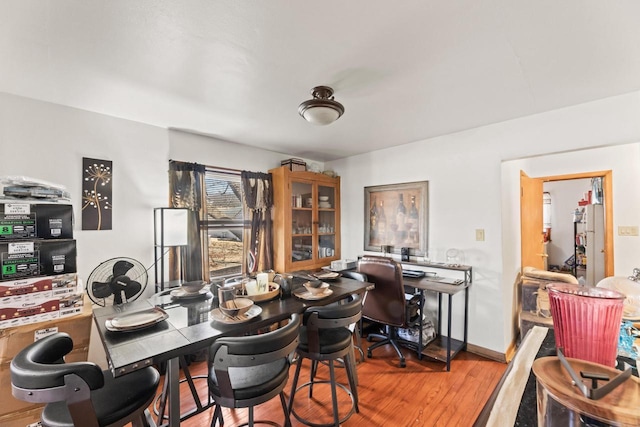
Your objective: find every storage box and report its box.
[330,259,357,271]
[0,292,85,329]
[0,239,77,281]
[0,345,89,418]
[0,203,73,240]
[281,158,307,171]
[0,273,79,306]
[0,299,91,364]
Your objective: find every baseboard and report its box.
[466,343,507,364]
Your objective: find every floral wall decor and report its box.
[82,157,112,230]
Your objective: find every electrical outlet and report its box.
[475,229,485,241]
[618,226,639,236]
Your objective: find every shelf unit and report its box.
[399,260,472,371]
[270,166,341,273]
[573,219,586,278]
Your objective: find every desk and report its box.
[401,263,472,371]
[93,276,372,427]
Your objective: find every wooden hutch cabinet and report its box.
[269,166,341,273]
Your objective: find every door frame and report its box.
[521,170,613,277]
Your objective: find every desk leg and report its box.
[417,290,424,360]
[167,357,180,427]
[463,287,469,350]
[446,294,452,372]
[437,293,442,336]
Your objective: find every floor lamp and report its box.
[154,207,189,292]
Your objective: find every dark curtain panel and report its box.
[169,161,206,282]
[241,171,274,273]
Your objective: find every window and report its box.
[202,168,243,279]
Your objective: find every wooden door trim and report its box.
[527,170,613,277]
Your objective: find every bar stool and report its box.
[288,294,362,427]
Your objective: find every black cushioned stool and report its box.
[10,332,159,427]
[288,294,362,427]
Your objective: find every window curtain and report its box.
[241,171,274,274]
[169,161,207,282]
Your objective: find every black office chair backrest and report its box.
[357,255,406,327]
[209,313,301,407]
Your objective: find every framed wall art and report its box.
[364,181,428,256]
[82,157,112,230]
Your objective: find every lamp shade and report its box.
[298,86,344,125]
[154,208,189,247]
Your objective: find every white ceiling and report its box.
[2,1,640,161]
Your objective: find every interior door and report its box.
[520,171,545,269]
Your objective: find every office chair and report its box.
[10,332,159,427]
[207,313,300,427]
[357,255,409,367]
[288,294,362,427]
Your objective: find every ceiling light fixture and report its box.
[298,86,345,125]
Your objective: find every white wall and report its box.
[329,91,640,354]
[0,92,170,283]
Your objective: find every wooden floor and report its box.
[145,340,507,427]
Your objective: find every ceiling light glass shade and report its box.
[299,86,344,125]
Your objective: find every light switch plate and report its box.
[618,226,639,236]
[475,229,485,241]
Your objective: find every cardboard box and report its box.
[0,292,85,329]
[0,299,91,363]
[0,203,73,240]
[0,239,77,281]
[0,274,79,306]
[0,346,88,418]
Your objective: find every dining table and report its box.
[92,274,373,427]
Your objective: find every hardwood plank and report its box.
[140,340,506,427]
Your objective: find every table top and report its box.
[93,276,373,377]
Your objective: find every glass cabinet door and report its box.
[317,185,336,260]
[291,181,313,264]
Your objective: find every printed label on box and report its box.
[8,242,34,255]
[1,252,39,280]
[4,204,31,215]
[49,218,62,237]
[34,326,58,341]
[0,214,37,239]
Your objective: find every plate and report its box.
[313,271,341,281]
[170,287,209,299]
[211,305,262,324]
[105,307,168,332]
[293,287,334,300]
[597,276,640,320]
[244,283,280,302]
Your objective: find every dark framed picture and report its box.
[82,157,112,230]
[364,181,428,256]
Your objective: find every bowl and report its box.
[219,297,254,317]
[181,280,206,294]
[303,281,330,295]
[319,196,329,202]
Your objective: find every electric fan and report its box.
[86,257,148,306]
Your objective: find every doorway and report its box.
[520,170,613,279]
